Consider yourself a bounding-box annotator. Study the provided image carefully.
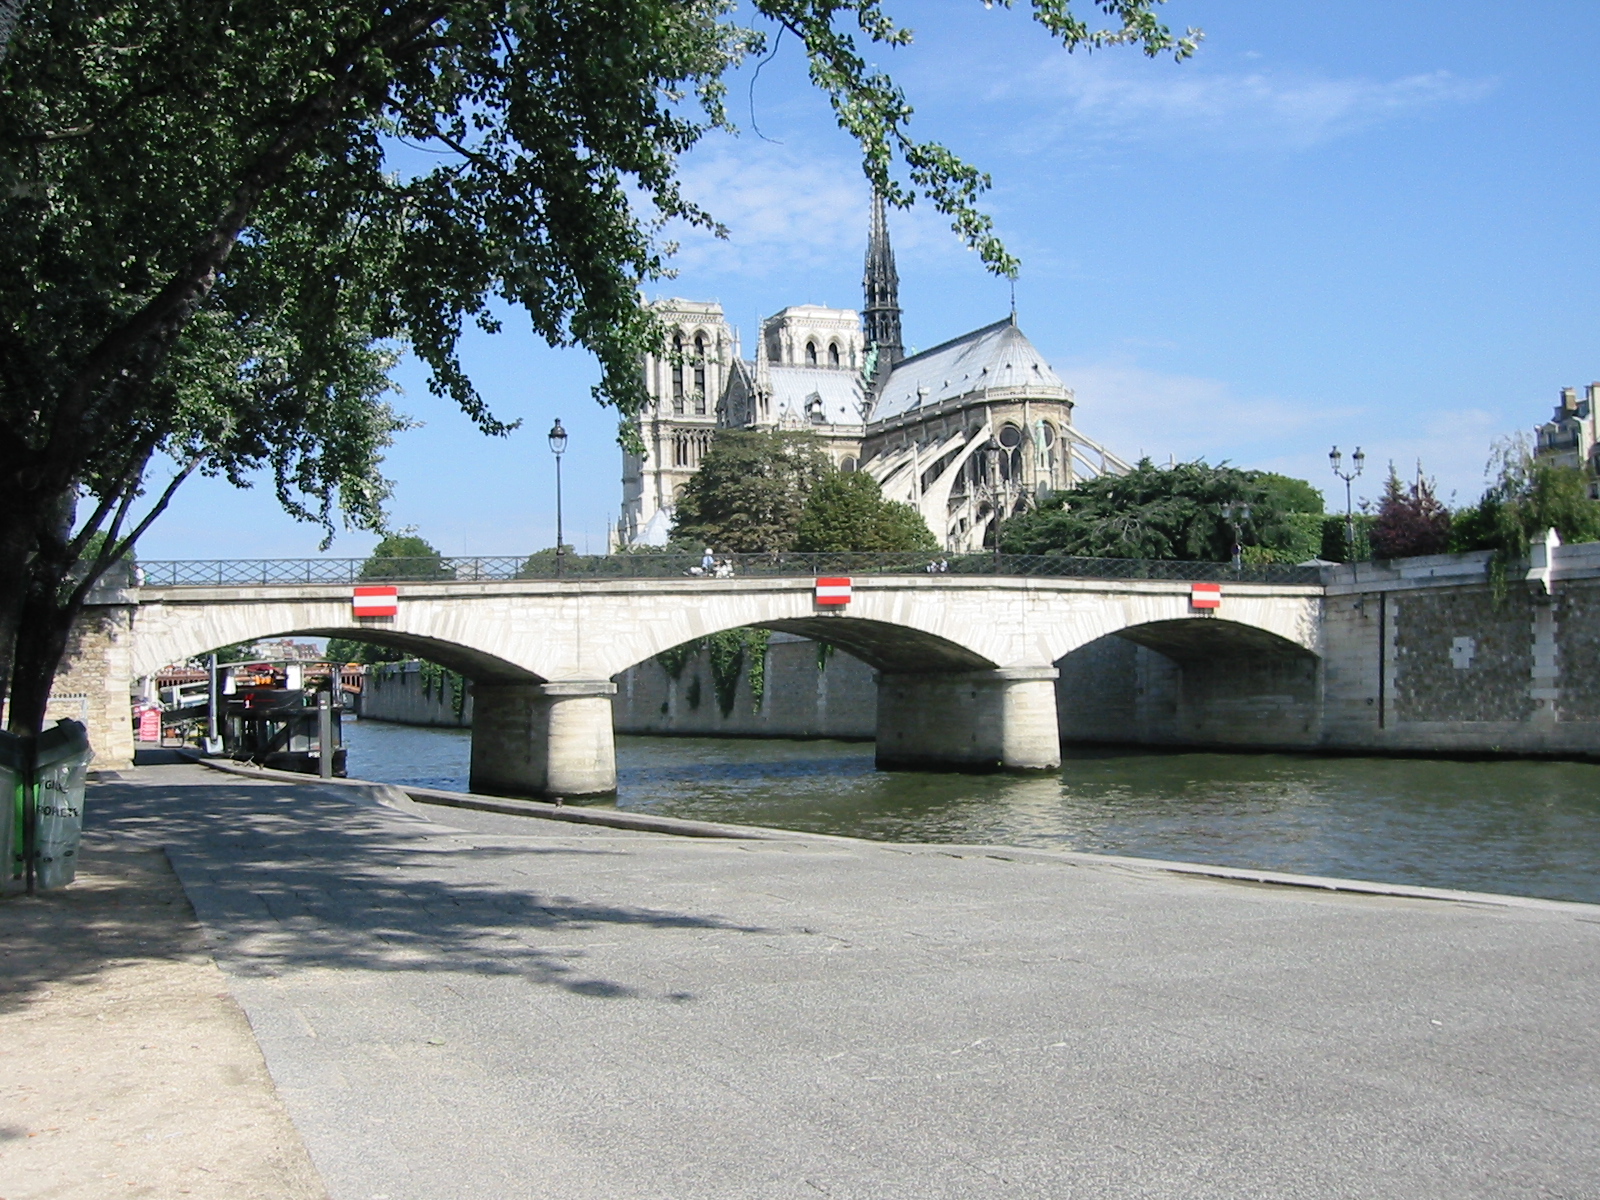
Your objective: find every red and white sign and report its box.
[1190,582,1222,610]
[815,577,852,607]
[137,706,161,743]
[353,585,399,617]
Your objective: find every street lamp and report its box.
[1220,500,1252,571]
[1329,445,1366,560]
[548,418,568,578]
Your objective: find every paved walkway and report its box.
[60,765,1600,1197]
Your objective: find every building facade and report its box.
[1535,383,1600,498]
[615,197,1130,552]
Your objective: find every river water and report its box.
[342,718,1600,905]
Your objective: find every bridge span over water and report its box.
[103,554,1323,798]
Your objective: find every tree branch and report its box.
[45,4,447,465]
[67,456,199,610]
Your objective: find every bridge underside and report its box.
[1057,621,1321,750]
[292,629,543,683]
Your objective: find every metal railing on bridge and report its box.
[135,552,1325,588]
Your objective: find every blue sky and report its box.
[139,0,1600,559]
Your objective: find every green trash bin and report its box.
[0,734,21,894]
[0,720,93,892]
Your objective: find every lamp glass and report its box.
[548,419,567,455]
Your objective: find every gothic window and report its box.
[805,341,818,367]
[806,392,825,424]
[828,342,840,367]
[671,332,685,414]
[841,456,858,473]
[673,433,690,467]
[997,423,1023,481]
[693,333,707,414]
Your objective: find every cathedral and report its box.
[615,196,1131,552]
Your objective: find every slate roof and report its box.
[868,319,1069,423]
[769,366,866,426]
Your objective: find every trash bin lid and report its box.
[35,720,91,770]
[0,720,90,771]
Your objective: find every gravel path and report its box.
[0,823,325,1199]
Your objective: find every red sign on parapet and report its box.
[353,585,399,617]
[1190,582,1221,610]
[815,577,852,607]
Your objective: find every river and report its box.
[342,718,1600,906]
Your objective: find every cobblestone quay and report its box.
[82,763,1600,1200]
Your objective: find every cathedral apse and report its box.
[615,195,1131,552]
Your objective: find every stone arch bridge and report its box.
[103,572,1322,797]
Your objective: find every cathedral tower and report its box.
[861,191,903,372]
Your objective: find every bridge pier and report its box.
[876,667,1061,773]
[469,680,618,799]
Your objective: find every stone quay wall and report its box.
[612,632,875,739]
[354,633,877,739]
[361,661,473,727]
[1315,543,1600,757]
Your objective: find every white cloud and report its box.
[656,143,970,279]
[1003,61,1495,152]
[1060,357,1508,506]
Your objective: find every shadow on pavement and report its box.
[83,769,771,1002]
[0,841,211,1016]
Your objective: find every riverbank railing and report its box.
[135,552,1325,588]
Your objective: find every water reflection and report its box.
[342,719,1600,905]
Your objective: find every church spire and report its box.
[862,191,903,372]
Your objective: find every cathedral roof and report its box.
[867,319,1070,423]
[769,365,865,427]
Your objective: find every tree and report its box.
[0,0,1196,739]
[794,470,936,552]
[327,532,448,663]
[1452,435,1600,560]
[517,545,577,576]
[999,460,1323,563]
[357,532,453,581]
[1370,463,1452,560]
[672,430,831,552]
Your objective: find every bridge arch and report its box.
[618,616,995,678]
[129,600,543,683]
[1055,617,1321,749]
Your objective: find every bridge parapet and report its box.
[135,552,1325,589]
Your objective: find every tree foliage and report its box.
[1451,436,1600,559]
[357,532,453,580]
[0,0,1197,735]
[794,470,936,552]
[327,532,446,663]
[999,459,1324,562]
[1370,463,1452,560]
[672,430,831,552]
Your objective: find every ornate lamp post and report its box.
[1220,500,1252,571]
[1329,445,1366,560]
[548,418,568,578]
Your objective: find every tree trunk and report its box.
[6,580,79,739]
[0,485,80,736]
